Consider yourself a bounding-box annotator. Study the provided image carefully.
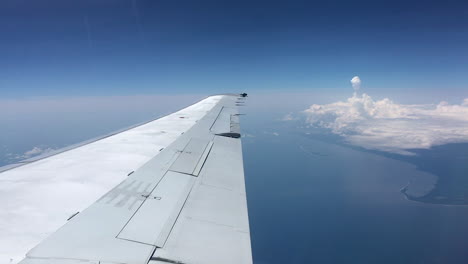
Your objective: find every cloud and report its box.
[282,113,298,121]
[303,93,468,155]
[350,76,361,92]
[24,147,44,157]
[16,146,54,160]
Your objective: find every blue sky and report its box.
[1,0,468,98]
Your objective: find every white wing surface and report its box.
[0,94,252,264]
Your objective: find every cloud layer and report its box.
[303,93,468,155]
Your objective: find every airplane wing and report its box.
[0,94,252,264]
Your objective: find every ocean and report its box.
[242,110,468,264]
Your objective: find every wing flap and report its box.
[150,136,252,264]
[168,138,211,176]
[117,171,195,247]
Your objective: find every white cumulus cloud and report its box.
[351,76,361,92]
[303,94,468,155]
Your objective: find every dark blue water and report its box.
[242,112,468,264]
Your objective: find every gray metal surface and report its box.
[19,94,252,264]
[210,107,238,134]
[117,171,195,247]
[151,135,251,264]
[169,138,210,175]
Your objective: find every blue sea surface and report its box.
[242,110,468,264]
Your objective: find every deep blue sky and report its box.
[1,0,468,97]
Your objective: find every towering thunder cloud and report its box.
[350,76,361,92]
[303,93,468,155]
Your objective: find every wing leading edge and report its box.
[15,94,252,264]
